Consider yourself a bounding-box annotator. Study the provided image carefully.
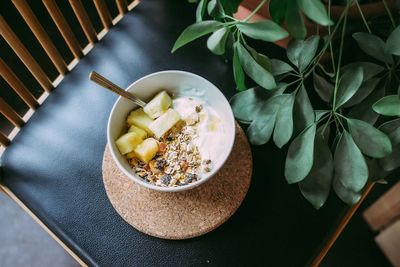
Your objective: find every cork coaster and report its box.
[102,124,252,240]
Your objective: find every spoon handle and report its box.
[89,71,146,107]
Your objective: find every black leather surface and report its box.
[1,1,378,266]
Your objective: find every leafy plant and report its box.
[172,0,400,209]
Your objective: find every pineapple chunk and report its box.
[128,125,147,139]
[134,138,159,163]
[126,108,154,135]
[126,151,136,159]
[143,91,172,119]
[115,132,143,155]
[149,108,181,139]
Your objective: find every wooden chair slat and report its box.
[0,97,25,128]
[364,181,400,231]
[116,0,128,15]
[42,0,83,60]
[12,0,68,75]
[128,0,140,11]
[69,0,98,44]
[0,131,10,147]
[0,58,39,110]
[0,15,53,92]
[93,0,113,30]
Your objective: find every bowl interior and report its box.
[107,71,235,192]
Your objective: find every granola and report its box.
[127,121,212,187]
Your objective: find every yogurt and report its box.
[172,97,225,164]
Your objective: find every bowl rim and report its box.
[107,70,236,192]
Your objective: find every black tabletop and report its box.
[1,1,355,266]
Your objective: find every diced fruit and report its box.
[134,138,159,163]
[115,132,143,155]
[126,151,136,159]
[128,125,147,139]
[126,108,154,134]
[149,109,181,139]
[143,91,172,119]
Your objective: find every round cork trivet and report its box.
[102,124,252,240]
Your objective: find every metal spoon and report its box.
[89,71,146,107]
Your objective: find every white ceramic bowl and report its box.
[107,70,235,192]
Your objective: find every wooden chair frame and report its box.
[0,1,139,265]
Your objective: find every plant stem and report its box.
[332,12,348,110]
[333,116,341,132]
[318,111,331,123]
[287,78,302,88]
[226,21,239,26]
[321,112,333,136]
[335,112,347,120]
[243,0,268,22]
[328,0,336,74]
[382,0,396,29]
[355,0,372,33]
[224,15,237,21]
[335,115,346,130]
[334,111,346,131]
[304,1,353,77]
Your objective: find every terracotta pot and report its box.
[235,0,397,48]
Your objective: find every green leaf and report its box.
[207,0,224,18]
[271,59,294,75]
[273,93,295,148]
[377,119,400,172]
[298,0,333,26]
[373,95,400,116]
[347,118,392,158]
[298,36,320,72]
[230,84,286,123]
[269,0,288,24]
[342,78,380,108]
[237,20,288,42]
[207,27,229,55]
[172,21,223,52]
[334,131,368,192]
[247,94,289,145]
[299,126,333,209]
[230,87,269,123]
[385,25,400,55]
[287,36,319,72]
[348,84,385,125]
[333,176,361,206]
[335,66,364,109]
[236,42,276,90]
[196,0,208,22]
[285,1,306,40]
[353,32,393,64]
[207,0,217,15]
[245,44,272,71]
[313,72,333,103]
[341,62,384,80]
[379,144,400,171]
[293,85,315,133]
[233,43,246,91]
[379,118,400,145]
[285,124,317,183]
[287,39,303,67]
